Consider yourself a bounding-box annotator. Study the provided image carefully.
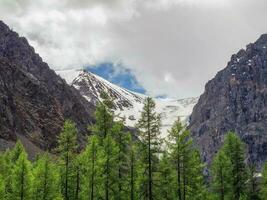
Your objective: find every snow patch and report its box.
[57,70,198,138]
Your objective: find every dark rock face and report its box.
[189,34,267,168]
[0,21,95,153]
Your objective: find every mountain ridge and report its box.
[0,21,96,156]
[57,69,198,137]
[189,33,267,168]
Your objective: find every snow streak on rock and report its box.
[57,70,198,137]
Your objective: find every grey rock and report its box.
[189,34,267,169]
[0,21,95,153]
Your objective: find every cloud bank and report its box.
[0,0,267,98]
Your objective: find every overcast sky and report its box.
[0,0,267,98]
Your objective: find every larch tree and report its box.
[246,165,260,200]
[112,120,131,200]
[102,133,119,200]
[0,151,8,199]
[73,155,82,200]
[168,118,208,200]
[0,174,5,198]
[167,118,185,200]
[80,135,103,200]
[136,97,161,200]
[211,150,233,200]
[260,163,267,200]
[11,150,32,200]
[129,137,138,200]
[155,151,176,200]
[9,141,25,163]
[90,92,114,140]
[32,154,62,200]
[57,120,78,200]
[187,150,209,200]
[89,92,120,200]
[222,132,247,200]
[1,141,26,200]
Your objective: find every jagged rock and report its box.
[189,34,267,169]
[0,21,95,154]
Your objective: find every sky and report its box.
[87,63,146,94]
[0,0,267,98]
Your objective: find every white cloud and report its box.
[0,0,266,98]
[143,0,230,9]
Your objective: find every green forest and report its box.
[1,96,267,200]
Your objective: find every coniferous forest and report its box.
[1,95,267,200]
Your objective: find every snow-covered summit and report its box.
[56,69,198,137]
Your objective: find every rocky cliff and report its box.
[189,34,267,168]
[0,21,95,155]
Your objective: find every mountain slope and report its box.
[0,21,95,155]
[57,70,198,137]
[189,34,267,168]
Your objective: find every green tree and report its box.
[32,154,61,200]
[80,135,103,200]
[100,91,115,109]
[57,120,78,200]
[11,150,32,200]
[260,163,267,200]
[167,118,187,200]
[9,141,25,163]
[188,150,209,200]
[154,152,176,200]
[112,121,131,200]
[129,137,138,200]
[211,150,233,200]
[0,174,5,199]
[0,151,8,199]
[89,92,122,200]
[168,119,208,200]
[136,97,161,200]
[90,92,114,140]
[246,165,260,200]
[0,142,26,200]
[74,156,82,200]
[102,134,119,200]
[223,132,247,200]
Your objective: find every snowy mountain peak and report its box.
[56,69,198,137]
[71,70,143,110]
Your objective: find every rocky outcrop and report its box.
[189,34,267,168]
[0,21,95,153]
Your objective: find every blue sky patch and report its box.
[86,63,146,94]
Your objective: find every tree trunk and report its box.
[105,137,110,200]
[43,160,48,200]
[148,104,152,200]
[90,143,95,200]
[20,163,25,200]
[118,135,122,200]
[219,167,224,200]
[182,160,186,200]
[75,166,80,200]
[177,139,182,200]
[65,144,69,200]
[130,149,134,200]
